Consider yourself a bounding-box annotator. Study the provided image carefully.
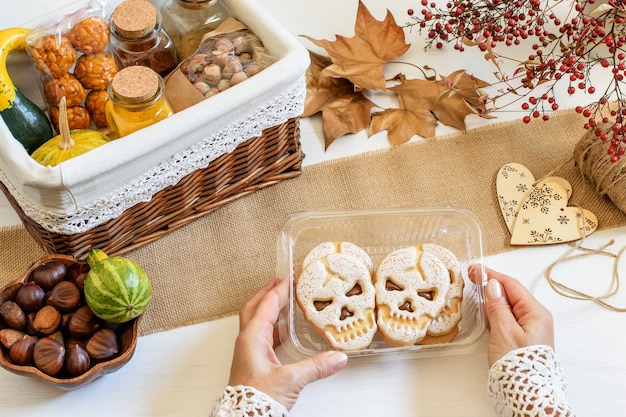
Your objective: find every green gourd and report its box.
[31,97,109,166]
[84,249,152,323]
[0,27,53,154]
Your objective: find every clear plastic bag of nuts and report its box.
[25,0,119,132]
[163,17,277,113]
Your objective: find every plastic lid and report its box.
[111,66,160,103]
[111,0,157,38]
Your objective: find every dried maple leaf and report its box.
[370,108,438,146]
[303,51,375,149]
[370,71,490,145]
[301,0,410,91]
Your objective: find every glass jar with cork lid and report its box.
[105,65,174,138]
[161,0,228,61]
[109,0,178,77]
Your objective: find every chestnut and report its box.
[30,262,67,290]
[47,281,81,312]
[33,337,65,376]
[68,306,100,339]
[14,282,46,312]
[0,301,27,330]
[86,328,119,360]
[9,334,38,365]
[65,344,90,377]
[0,328,26,350]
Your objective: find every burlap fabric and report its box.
[2,110,625,336]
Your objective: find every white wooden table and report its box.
[2,1,626,416]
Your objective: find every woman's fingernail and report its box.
[486,279,503,300]
[327,351,348,371]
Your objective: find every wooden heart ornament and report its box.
[496,163,598,245]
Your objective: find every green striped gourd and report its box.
[84,249,152,323]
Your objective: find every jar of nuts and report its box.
[109,0,179,77]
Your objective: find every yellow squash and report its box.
[31,97,109,167]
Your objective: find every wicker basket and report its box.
[1,118,302,259]
[0,0,308,259]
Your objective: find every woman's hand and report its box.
[228,278,348,410]
[470,265,555,366]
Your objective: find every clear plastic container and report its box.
[277,206,487,360]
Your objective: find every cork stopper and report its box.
[111,66,160,103]
[111,0,157,38]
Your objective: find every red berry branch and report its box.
[406,0,626,162]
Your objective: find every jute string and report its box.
[545,238,626,312]
[573,117,626,214]
[537,129,626,312]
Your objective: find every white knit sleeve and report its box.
[209,385,288,417]
[488,345,576,417]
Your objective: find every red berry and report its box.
[408,8,414,16]
[523,116,531,124]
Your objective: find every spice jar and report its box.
[109,0,178,77]
[105,66,174,138]
[161,0,228,61]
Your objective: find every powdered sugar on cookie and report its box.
[295,253,377,351]
[374,246,450,346]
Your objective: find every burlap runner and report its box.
[2,110,626,336]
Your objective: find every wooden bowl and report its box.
[0,254,141,391]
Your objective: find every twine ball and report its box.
[573,127,626,214]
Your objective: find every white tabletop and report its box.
[2,1,626,416]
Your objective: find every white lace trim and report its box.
[210,385,288,417]
[488,345,576,417]
[2,76,305,235]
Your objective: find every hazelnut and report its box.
[86,328,119,360]
[69,306,100,339]
[30,262,67,290]
[33,337,65,376]
[9,334,38,365]
[244,64,260,77]
[204,87,220,98]
[222,58,243,79]
[33,305,61,334]
[212,51,230,68]
[0,301,27,330]
[14,282,46,312]
[233,35,252,55]
[201,64,222,84]
[217,78,231,91]
[214,37,234,53]
[193,81,211,96]
[0,328,26,350]
[47,281,81,312]
[65,344,91,377]
[230,71,248,86]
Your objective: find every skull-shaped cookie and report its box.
[419,243,464,342]
[374,246,450,346]
[300,241,374,275]
[295,253,377,350]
